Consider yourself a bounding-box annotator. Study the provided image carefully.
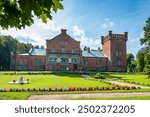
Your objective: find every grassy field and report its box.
[1,89,150,100]
[0,72,150,100]
[100,72,150,86]
[0,72,111,89]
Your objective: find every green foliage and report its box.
[127,53,136,72]
[140,17,150,46]
[136,47,148,72]
[138,17,150,73]
[0,73,110,89]
[0,0,64,29]
[144,48,150,73]
[94,72,105,79]
[0,35,33,70]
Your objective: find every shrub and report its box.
[94,72,105,79]
[48,88,52,91]
[148,74,150,79]
[111,86,116,90]
[105,87,110,90]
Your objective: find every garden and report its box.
[0,71,150,100]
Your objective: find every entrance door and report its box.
[73,64,77,71]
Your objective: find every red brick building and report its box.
[10,29,128,71]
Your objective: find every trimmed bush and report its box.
[94,72,105,79]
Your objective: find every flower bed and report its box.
[0,86,141,92]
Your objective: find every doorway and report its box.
[73,64,77,71]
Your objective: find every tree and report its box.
[130,61,137,72]
[140,17,150,46]
[0,0,63,29]
[34,45,39,49]
[144,49,150,73]
[127,53,135,72]
[140,17,150,73]
[136,47,148,72]
[0,35,33,70]
[40,45,45,49]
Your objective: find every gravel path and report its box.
[106,80,150,89]
[29,92,150,100]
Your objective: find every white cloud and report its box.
[130,38,139,43]
[102,18,115,29]
[72,25,101,49]
[0,18,65,47]
[1,27,45,46]
[129,32,143,43]
[38,19,66,31]
[72,25,85,37]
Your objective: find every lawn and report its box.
[1,89,150,100]
[0,72,111,89]
[0,72,150,100]
[101,72,150,86]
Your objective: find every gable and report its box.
[46,29,80,51]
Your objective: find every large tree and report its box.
[0,35,33,70]
[136,48,147,72]
[127,53,135,72]
[140,17,150,46]
[140,17,150,73]
[0,0,63,29]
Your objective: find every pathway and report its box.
[105,80,150,89]
[29,92,150,100]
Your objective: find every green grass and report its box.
[100,72,150,86]
[0,72,150,100]
[1,89,150,100]
[0,73,111,89]
[0,92,31,100]
[0,89,149,100]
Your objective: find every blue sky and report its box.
[1,0,150,55]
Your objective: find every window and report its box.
[34,58,42,64]
[72,58,80,63]
[20,58,23,65]
[59,40,68,46]
[116,51,122,56]
[51,48,55,53]
[61,48,65,53]
[83,59,88,65]
[116,60,121,66]
[48,58,57,63]
[96,60,102,65]
[72,49,78,53]
[115,44,122,49]
[61,58,68,63]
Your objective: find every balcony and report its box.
[48,50,80,55]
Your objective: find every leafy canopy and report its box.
[0,0,63,29]
[140,17,150,46]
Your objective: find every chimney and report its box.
[88,47,90,53]
[124,32,128,38]
[108,30,112,37]
[61,29,67,34]
[101,36,104,44]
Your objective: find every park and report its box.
[0,71,150,100]
[0,0,150,100]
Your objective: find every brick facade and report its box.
[10,29,128,72]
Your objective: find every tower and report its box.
[101,31,128,71]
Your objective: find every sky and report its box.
[0,0,150,55]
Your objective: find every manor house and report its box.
[10,29,128,71]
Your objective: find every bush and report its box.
[147,74,150,79]
[94,72,105,79]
